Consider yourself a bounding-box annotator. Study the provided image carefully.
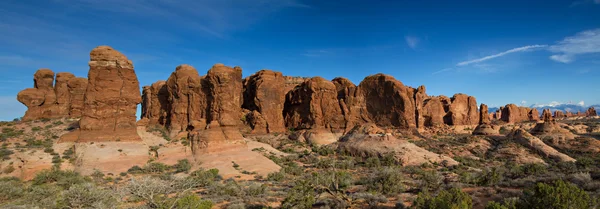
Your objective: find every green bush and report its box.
[418,170,443,192]
[174,193,213,209]
[516,180,595,209]
[0,148,14,160]
[476,167,503,186]
[189,168,221,186]
[60,183,117,209]
[267,171,285,182]
[144,162,169,174]
[173,159,192,173]
[364,167,404,195]
[32,168,88,189]
[281,180,316,209]
[0,180,25,202]
[128,165,144,174]
[412,188,473,209]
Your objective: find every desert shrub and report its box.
[312,145,336,156]
[0,148,14,160]
[53,121,64,126]
[316,158,334,169]
[32,168,88,189]
[148,125,171,141]
[188,168,221,186]
[125,176,200,208]
[173,159,192,173]
[506,163,547,178]
[567,172,592,187]
[484,198,517,209]
[353,192,388,208]
[412,188,473,209]
[25,184,63,208]
[363,167,404,195]
[174,192,213,209]
[336,158,356,170]
[31,126,42,132]
[3,165,15,174]
[127,165,144,174]
[516,180,595,209]
[281,180,316,209]
[418,170,444,192]
[43,147,54,153]
[310,170,353,192]
[244,182,268,197]
[0,179,25,202]
[282,161,304,176]
[267,171,285,182]
[144,162,169,174]
[60,183,117,209]
[210,180,244,197]
[365,157,382,168]
[476,167,503,186]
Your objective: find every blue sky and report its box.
[1,0,599,121]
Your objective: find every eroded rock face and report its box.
[284,77,345,130]
[189,121,246,154]
[206,64,243,126]
[357,74,416,128]
[17,69,87,120]
[75,46,142,142]
[165,65,207,134]
[338,123,458,166]
[500,104,532,123]
[67,77,88,118]
[509,128,575,162]
[446,94,478,125]
[243,70,287,133]
[332,77,369,132]
[479,104,490,125]
[473,104,499,135]
[141,81,170,126]
[554,110,566,119]
[421,97,446,127]
[529,108,540,121]
[587,107,597,116]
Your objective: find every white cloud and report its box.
[548,29,600,63]
[405,36,420,50]
[456,45,547,66]
[549,54,574,63]
[432,68,453,75]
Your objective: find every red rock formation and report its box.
[357,74,416,128]
[446,94,478,125]
[554,110,566,118]
[206,64,243,126]
[284,77,345,130]
[17,69,87,120]
[420,97,446,127]
[529,108,540,121]
[479,104,490,125]
[165,65,208,135]
[141,81,169,126]
[473,103,499,135]
[67,77,88,117]
[283,76,308,94]
[587,107,597,116]
[74,46,142,142]
[332,77,369,132]
[542,109,553,122]
[566,111,574,117]
[243,70,287,133]
[500,104,532,123]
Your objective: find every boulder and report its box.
[243,70,287,133]
[17,69,59,120]
[72,46,142,142]
[284,77,345,130]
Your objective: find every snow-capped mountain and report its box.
[489,101,599,114]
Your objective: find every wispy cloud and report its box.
[405,36,420,50]
[548,28,600,63]
[456,45,548,66]
[432,68,453,75]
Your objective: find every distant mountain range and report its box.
[489,103,600,114]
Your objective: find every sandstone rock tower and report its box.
[73,46,142,142]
